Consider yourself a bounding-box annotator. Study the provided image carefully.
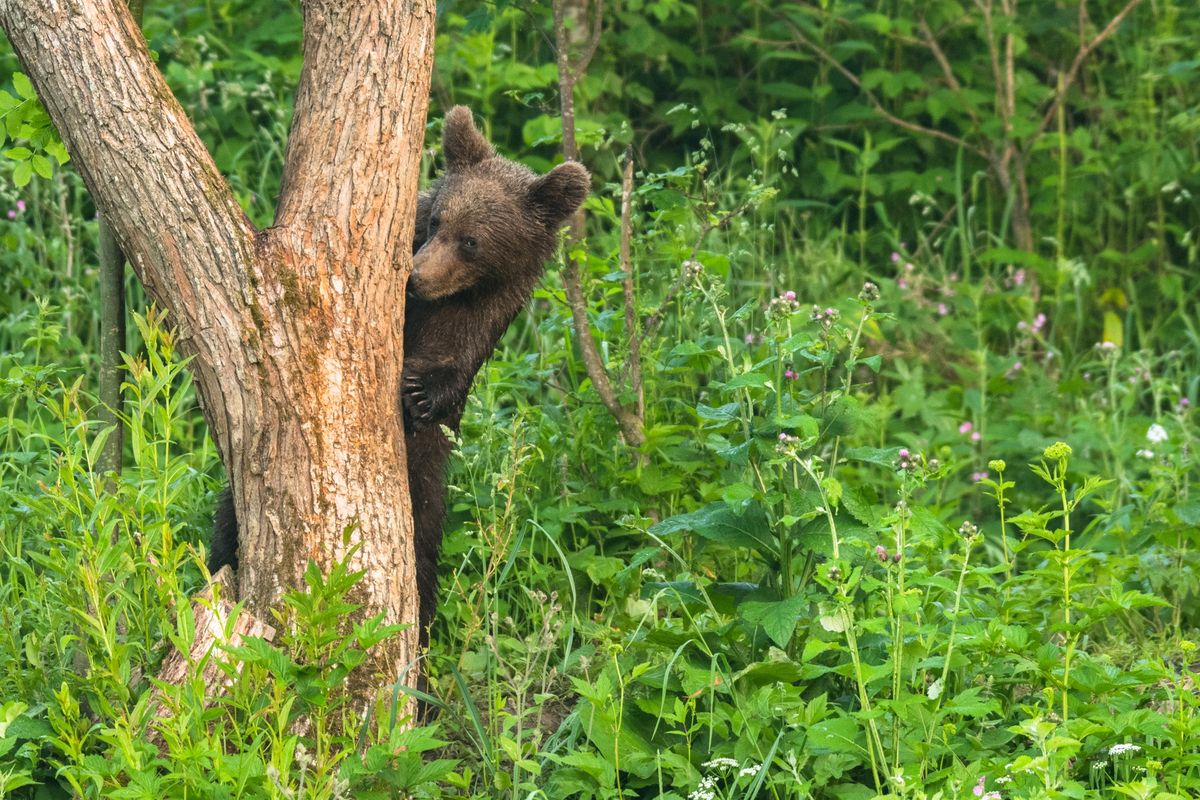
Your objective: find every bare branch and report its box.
[777,14,987,158]
[1034,0,1143,139]
[618,149,643,422]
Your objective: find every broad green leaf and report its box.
[649,501,775,554]
[740,593,808,648]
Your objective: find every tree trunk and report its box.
[0,0,435,707]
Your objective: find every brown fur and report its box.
[211,106,590,653]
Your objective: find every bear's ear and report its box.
[527,161,590,227]
[442,106,493,171]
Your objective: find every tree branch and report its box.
[917,16,980,126]
[618,149,643,423]
[778,14,987,158]
[1034,0,1143,140]
[553,0,645,446]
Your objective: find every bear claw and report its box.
[402,375,435,426]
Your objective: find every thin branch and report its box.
[917,17,971,114]
[618,148,643,422]
[915,16,981,131]
[97,0,144,479]
[1034,0,1143,139]
[778,15,987,158]
[553,0,644,446]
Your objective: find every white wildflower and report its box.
[701,757,739,772]
[688,775,718,800]
[1109,743,1142,756]
[1146,424,1168,444]
[738,764,762,778]
[1137,449,1155,459]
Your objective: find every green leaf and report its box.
[649,501,775,554]
[13,73,35,100]
[31,154,52,179]
[740,594,808,648]
[4,147,31,161]
[806,716,862,755]
[12,160,32,187]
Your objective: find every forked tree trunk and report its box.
[0,0,435,706]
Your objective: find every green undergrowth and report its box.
[2,0,1199,797]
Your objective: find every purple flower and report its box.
[971,471,989,482]
[904,262,914,272]
[875,545,888,562]
[891,251,901,263]
[898,448,910,459]
[898,279,908,290]
[1033,312,1047,332]
[784,369,797,380]
[959,422,973,435]
[971,431,981,443]
[5,210,15,220]
[784,290,796,301]
[937,303,949,316]
[1013,268,1026,286]
[1179,397,1191,411]
[15,199,26,212]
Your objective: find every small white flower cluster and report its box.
[1109,742,1142,757]
[688,775,717,800]
[1146,423,1168,444]
[689,759,763,799]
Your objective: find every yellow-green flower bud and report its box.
[1042,441,1072,460]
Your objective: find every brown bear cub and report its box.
[209,106,590,648]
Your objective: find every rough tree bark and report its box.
[0,0,435,705]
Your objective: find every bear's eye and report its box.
[461,236,478,252]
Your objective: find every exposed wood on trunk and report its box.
[148,566,276,745]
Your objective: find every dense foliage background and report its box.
[1,1,1198,797]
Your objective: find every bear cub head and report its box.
[408,106,590,300]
